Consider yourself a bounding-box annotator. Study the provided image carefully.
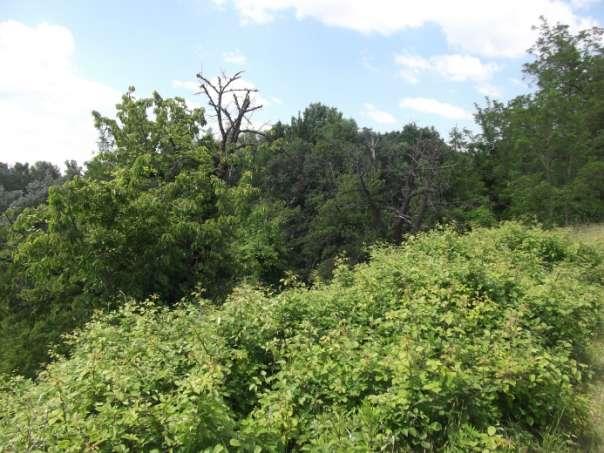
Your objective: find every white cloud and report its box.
[400,97,472,120]
[362,103,397,125]
[0,21,120,166]
[223,49,248,65]
[430,54,498,82]
[360,49,379,72]
[571,0,598,8]
[217,0,597,57]
[395,53,498,84]
[394,53,431,83]
[395,52,503,97]
[184,98,203,110]
[172,79,200,91]
[476,83,502,98]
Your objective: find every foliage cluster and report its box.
[0,223,601,451]
[0,21,602,450]
[0,91,288,376]
[0,160,80,218]
[471,21,604,226]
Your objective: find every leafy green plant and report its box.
[0,223,601,451]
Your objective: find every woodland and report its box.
[0,21,603,451]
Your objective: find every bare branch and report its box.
[240,129,267,137]
[195,70,266,182]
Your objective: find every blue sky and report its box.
[1,0,603,166]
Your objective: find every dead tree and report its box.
[356,130,385,234]
[196,70,265,181]
[391,135,447,243]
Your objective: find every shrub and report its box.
[0,223,601,451]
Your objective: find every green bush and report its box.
[0,223,601,451]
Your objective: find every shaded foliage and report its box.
[0,160,79,217]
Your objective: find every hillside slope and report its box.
[1,223,602,452]
[569,225,604,452]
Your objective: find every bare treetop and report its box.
[196,70,265,154]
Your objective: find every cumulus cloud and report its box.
[571,0,598,8]
[223,49,248,65]
[362,103,397,125]
[395,52,502,97]
[430,54,499,82]
[395,53,499,83]
[394,53,432,83]
[215,0,597,57]
[476,83,503,98]
[0,20,120,166]
[172,79,200,91]
[400,97,472,120]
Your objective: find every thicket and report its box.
[0,224,602,451]
[0,20,602,450]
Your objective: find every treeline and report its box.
[0,160,81,216]
[0,21,602,377]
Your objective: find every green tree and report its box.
[0,161,69,215]
[0,89,287,376]
[474,20,604,225]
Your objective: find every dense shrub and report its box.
[0,223,601,451]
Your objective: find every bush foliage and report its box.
[2,21,603,381]
[0,223,601,451]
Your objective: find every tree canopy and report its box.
[0,19,603,451]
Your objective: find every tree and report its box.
[196,71,266,183]
[250,104,363,277]
[473,20,604,225]
[0,89,287,376]
[0,161,65,216]
[250,109,454,277]
[386,127,448,243]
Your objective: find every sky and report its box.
[1,0,603,167]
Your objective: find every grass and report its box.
[564,225,604,452]
[566,224,604,252]
[586,318,604,452]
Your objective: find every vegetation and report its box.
[472,21,604,226]
[1,223,602,451]
[0,160,80,217]
[0,20,603,451]
[567,224,604,451]
[0,91,288,376]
